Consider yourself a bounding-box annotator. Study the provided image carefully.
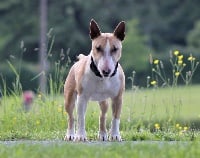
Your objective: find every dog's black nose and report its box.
[102,69,111,77]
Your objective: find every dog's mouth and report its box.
[90,56,118,78]
[102,69,111,77]
[102,74,109,77]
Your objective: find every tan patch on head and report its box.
[91,33,122,62]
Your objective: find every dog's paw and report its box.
[64,134,75,141]
[75,130,87,142]
[64,129,75,141]
[75,135,87,142]
[110,133,122,141]
[110,119,122,141]
[98,131,108,141]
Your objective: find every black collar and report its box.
[90,56,118,78]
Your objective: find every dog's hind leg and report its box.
[98,100,109,141]
[64,91,76,141]
[110,95,123,141]
[64,68,76,141]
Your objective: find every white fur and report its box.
[98,40,115,77]
[76,95,87,140]
[110,118,121,141]
[81,57,120,101]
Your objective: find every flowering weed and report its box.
[149,50,199,87]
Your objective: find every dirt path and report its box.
[0,140,192,146]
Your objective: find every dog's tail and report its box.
[77,54,86,60]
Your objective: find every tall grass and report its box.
[1,87,200,141]
[0,44,200,141]
[148,50,199,87]
[0,32,71,140]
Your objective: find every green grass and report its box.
[0,77,200,158]
[1,34,199,158]
[0,85,200,141]
[123,85,200,120]
[0,141,200,158]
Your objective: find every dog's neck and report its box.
[90,56,118,78]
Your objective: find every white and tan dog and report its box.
[64,19,125,141]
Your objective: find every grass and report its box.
[123,85,200,119]
[0,85,200,141]
[0,49,200,157]
[0,141,200,158]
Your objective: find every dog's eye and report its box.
[96,46,103,52]
[111,46,118,53]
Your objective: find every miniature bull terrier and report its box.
[64,19,125,141]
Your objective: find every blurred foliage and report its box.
[122,19,150,72]
[137,0,200,52]
[0,0,200,90]
[187,20,200,53]
[0,0,39,61]
[0,62,39,92]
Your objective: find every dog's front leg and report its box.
[76,95,88,141]
[110,95,122,141]
[99,100,109,141]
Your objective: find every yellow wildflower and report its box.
[154,123,160,130]
[36,120,40,125]
[38,94,42,98]
[184,126,188,131]
[188,56,193,61]
[183,63,186,67]
[153,59,159,65]
[179,126,182,130]
[178,60,183,65]
[188,56,195,61]
[57,107,62,113]
[175,72,180,77]
[174,50,179,56]
[176,123,180,128]
[151,80,157,85]
[178,55,183,60]
[63,111,67,115]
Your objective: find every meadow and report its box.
[0,50,200,157]
[0,85,200,158]
[0,85,200,141]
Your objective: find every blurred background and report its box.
[0,0,200,93]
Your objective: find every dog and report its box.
[64,19,125,141]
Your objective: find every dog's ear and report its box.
[113,21,125,41]
[90,19,101,40]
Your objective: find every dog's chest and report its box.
[82,75,120,101]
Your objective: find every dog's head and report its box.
[89,19,125,77]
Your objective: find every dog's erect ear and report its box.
[113,21,125,41]
[90,19,101,40]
